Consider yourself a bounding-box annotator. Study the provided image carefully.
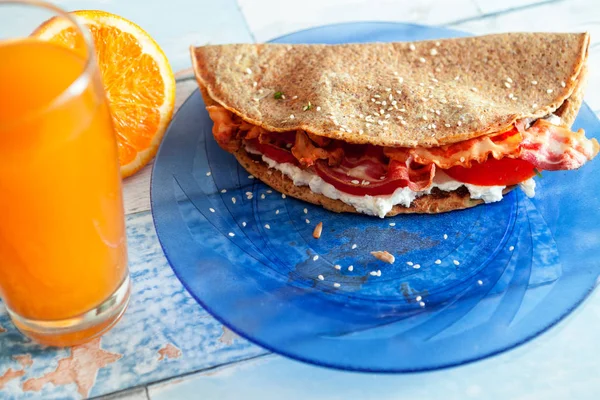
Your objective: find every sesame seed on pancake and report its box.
[191,32,589,148]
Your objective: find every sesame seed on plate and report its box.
[416,295,422,301]
[547,89,553,94]
[435,41,441,46]
[267,190,272,194]
[334,265,341,270]
[289,114,295,119]
[318,275,324,281]
[377,121,383,126]
[435,259,441,264]
[232,197,236,204]
[276,209,280,215]
[532,103,538,109]
[561,81,566,87]
[389,222,396,226]
[430,48,438,56]
[385,114,390,119]
[407,261,413,266]
[313,255,319,261]
[359,129,364,134]
[348,265,354,271]
[282,194,287,199]
[508,93,514,99]
[431,123,437,129]
[221,189,227,193]
[382,101,387,106]
[245,68,252,74]
[471,87,478,92]
[419,301,425,307]
[379,109,385,115]
[228,232,235,237]
[352,244,357,249]
[387,107,393,111]
[334,283,341,288]
[457,121,462,126]
[453,260,460,266]
[477,280,483,285]
[396,88,402,94]
[509,245,515,251]
[506,77,513,83]
[443,234,448,239]
[260,194,265,200]
[393,71,398,75]
[209,208,215,213]
[419,57,426,63]
[409,43,416,51]
[373,94,381,98]
[304,208,308,214]
[242,222,247,227]
[413,264,421,269]
[370,271,378,276]
[316,106,321,111]
[371,98,376,102]
[401,120,407,126]
[504,82,511,88]
[206,171,212,176]
[305,219,310,224]
[445,123,451,128]
[419,82,425,87]
[422,114,428,120]
[252,81,257,87]
[460,156,466,162]
[399,108,406,112]
[454,76,460,81]
[351,179,360,184]
[264,224,271,230]
[531,80,538,85]
[385,87,392,92]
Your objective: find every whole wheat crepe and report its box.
[191,33,590,215]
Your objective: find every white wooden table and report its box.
[1,1,599,399]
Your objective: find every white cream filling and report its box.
[246,146,535,217]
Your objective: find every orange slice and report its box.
[33,10,176,178]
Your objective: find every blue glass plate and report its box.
[151,22,600,372]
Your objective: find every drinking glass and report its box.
[0,0,130,346]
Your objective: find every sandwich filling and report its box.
[207,105,599,216]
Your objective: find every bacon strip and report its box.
[292,130,343,167]
[519,120,600,170]
[385,128,522,169]
[206,105,241,152]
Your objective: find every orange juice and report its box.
[0,39,128,324]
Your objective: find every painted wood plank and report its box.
[450,0,600,116]
[54,0,253,72]
[473,0,559,14]
[149,286,600,400]
[0,212,266,400]
[237,0,483,43]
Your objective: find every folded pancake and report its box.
[191,33,599,217]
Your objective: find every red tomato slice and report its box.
[246,139,298,165]
[444,157,536,186]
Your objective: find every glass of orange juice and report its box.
[0,0,130,346]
